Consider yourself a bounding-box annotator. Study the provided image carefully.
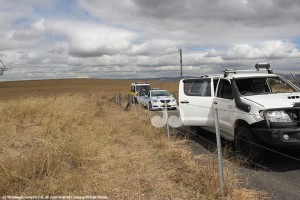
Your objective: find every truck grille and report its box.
[160,100,170,103]
[286,109,300,123]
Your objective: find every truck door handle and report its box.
[213,101,218,105]
[180,100,189,104]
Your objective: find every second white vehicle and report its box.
[138,89,177,110]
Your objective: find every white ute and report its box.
[138,89,177,111]
[179,63,300,163]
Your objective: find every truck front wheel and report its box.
[148,102,153,111]
[235,126,265,164]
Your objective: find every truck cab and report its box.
[179,64,300,163]
[130,82,151,103]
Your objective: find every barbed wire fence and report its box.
[182,104,300,199]
[112,83,300,199]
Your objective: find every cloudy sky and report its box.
[1,0,300,81]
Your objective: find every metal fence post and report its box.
[214,107,225,197]
[138,101,141,118]
[126,94,133,111]
[119,94,122,105]
[165,102,171,145]
[132,99,136,112]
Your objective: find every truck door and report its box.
[213,79,235,140]
[179,78,215,126]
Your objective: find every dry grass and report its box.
[0,79,178,100]
[0,79,268,199]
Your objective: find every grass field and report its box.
[0,79,178,100]
[0,79,267,199]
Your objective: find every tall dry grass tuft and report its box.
[0,94,104,194]
[0,93,267,199]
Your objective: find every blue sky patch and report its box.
[293,38,300,48]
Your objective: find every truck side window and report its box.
[218,80,233,99]
[190,81,202,94]
[184,79,211,96]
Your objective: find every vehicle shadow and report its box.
[262,148,300,172]
[184,127,300,172]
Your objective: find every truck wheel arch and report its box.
[234,119,260,141]
[234,119,249,134]
[234,121,266,163]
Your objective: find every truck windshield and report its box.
[136,85,150,92]
[151,91,171,97]
[235,77,299,96]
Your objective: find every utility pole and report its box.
[179,49,183,78]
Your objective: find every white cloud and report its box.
[48,20,136,57]
[67,57,84,66]
[221,41,300,60]
[31,18,46,32]
[1,0,300,81]
[127,39,179,56]
[80,0,300,44]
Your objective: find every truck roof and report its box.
[226,73,278,79]
[181,63,281,81]
[184,72,277,80]
[199,63,278,79]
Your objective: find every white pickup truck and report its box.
[179,63,300,163]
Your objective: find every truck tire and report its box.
[148,102,153,111]
[235,125,265,164]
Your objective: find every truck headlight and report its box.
[265,111,292,122]
[171,98,176,102]
[153,99,158,102]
